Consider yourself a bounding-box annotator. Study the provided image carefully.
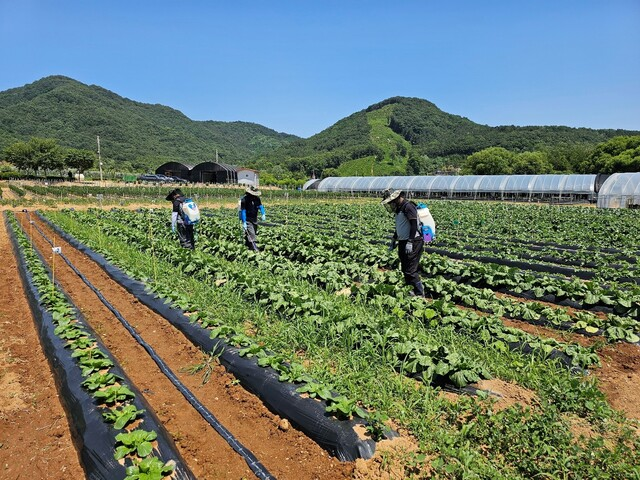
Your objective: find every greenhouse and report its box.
[597,172,640,209]
[308,174,599,203]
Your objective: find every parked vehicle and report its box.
[168,176,189,183]
[137,174,162,182]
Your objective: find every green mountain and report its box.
[2,78,637,176]
[0,76,298,171]
[254,96,639,176]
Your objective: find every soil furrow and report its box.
[0,217,85,480]
[21,212,353,479]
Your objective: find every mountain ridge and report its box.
[1,76,638,176]
[0,76,298,171]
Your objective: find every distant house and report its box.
[237,168,259,186]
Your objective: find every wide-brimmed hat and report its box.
[245,185,262,196]
[381,189,402,205]
[165,188,184,201]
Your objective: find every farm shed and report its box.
[155,162,194,180]
[237,168,259,186]
[189,161,238,184]
[311,174,598,203]
[597,172,640,208]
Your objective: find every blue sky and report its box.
[1,0,639,138]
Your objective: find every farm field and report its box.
[1,187,639,479]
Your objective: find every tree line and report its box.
[3,137,95,177]
[461,136,640,175]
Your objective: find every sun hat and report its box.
[381,189,402,205]
[245,185,262,196]
[165,188,184,201]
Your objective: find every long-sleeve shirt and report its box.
[240,194,263,223]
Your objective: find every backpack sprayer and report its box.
[416,202,436,243]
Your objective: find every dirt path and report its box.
[1,187,18,200]
[20,213,354,479]
[0,217,85,479]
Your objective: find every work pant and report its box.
[398,237,424,294]
[177,222,195,250]
[244,221,259,251]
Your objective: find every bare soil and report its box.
[475,378,540,411]
[0,217,85,480]
[14,213,354,479]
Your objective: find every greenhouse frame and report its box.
[307,175,599,203]
[597,172,640,208]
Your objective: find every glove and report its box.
[388,239,397,251]
[405,242,414,254]
[261,213,266,221]
[242,221,248,231]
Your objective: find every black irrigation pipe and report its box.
[423,245,596,280]
[465,232,640,258]
[6,213,195,480]
[38,211,386,462]
[27,214,276,480]
[440,244,640,285]
[460,244,600,269]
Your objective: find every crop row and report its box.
[41,207,640,479]
[55,208,602,369]
[6,212,185,479]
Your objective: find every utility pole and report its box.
[97,135,103,185]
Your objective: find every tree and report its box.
[584,135,640,173]
[463,147,515,174]
[406,151,430,175]
[3,141,32,171]
[512,151,553,174]
[28,138,63,174]
[65,148,95,174]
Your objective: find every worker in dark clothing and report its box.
[166,188,195,250]
[381,189,425,297]
[239,185,266,251]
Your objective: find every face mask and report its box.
[384,202,396,213]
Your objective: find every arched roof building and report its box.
[155,162,194,179]
[189,161,238,183]
[597,172,640,208]
[310,174,598,202]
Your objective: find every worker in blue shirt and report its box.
[239,185,266,251]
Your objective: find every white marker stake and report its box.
[52,246,61,289]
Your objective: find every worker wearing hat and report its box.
[381,189,425,297]
[166,188,195,249]
[239,185,266,251]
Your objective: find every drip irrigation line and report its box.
[28,214,276,480]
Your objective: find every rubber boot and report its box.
[413,281,425,297]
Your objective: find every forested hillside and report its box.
[2,78,638,178]
[0,76,298,171]
[253,96,639,177]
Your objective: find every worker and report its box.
[381,189,425,297]
[166,188,196,250]
[239,185,266,251]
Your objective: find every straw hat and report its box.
[245,185,262,196]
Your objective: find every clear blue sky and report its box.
[1,0,639,138]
